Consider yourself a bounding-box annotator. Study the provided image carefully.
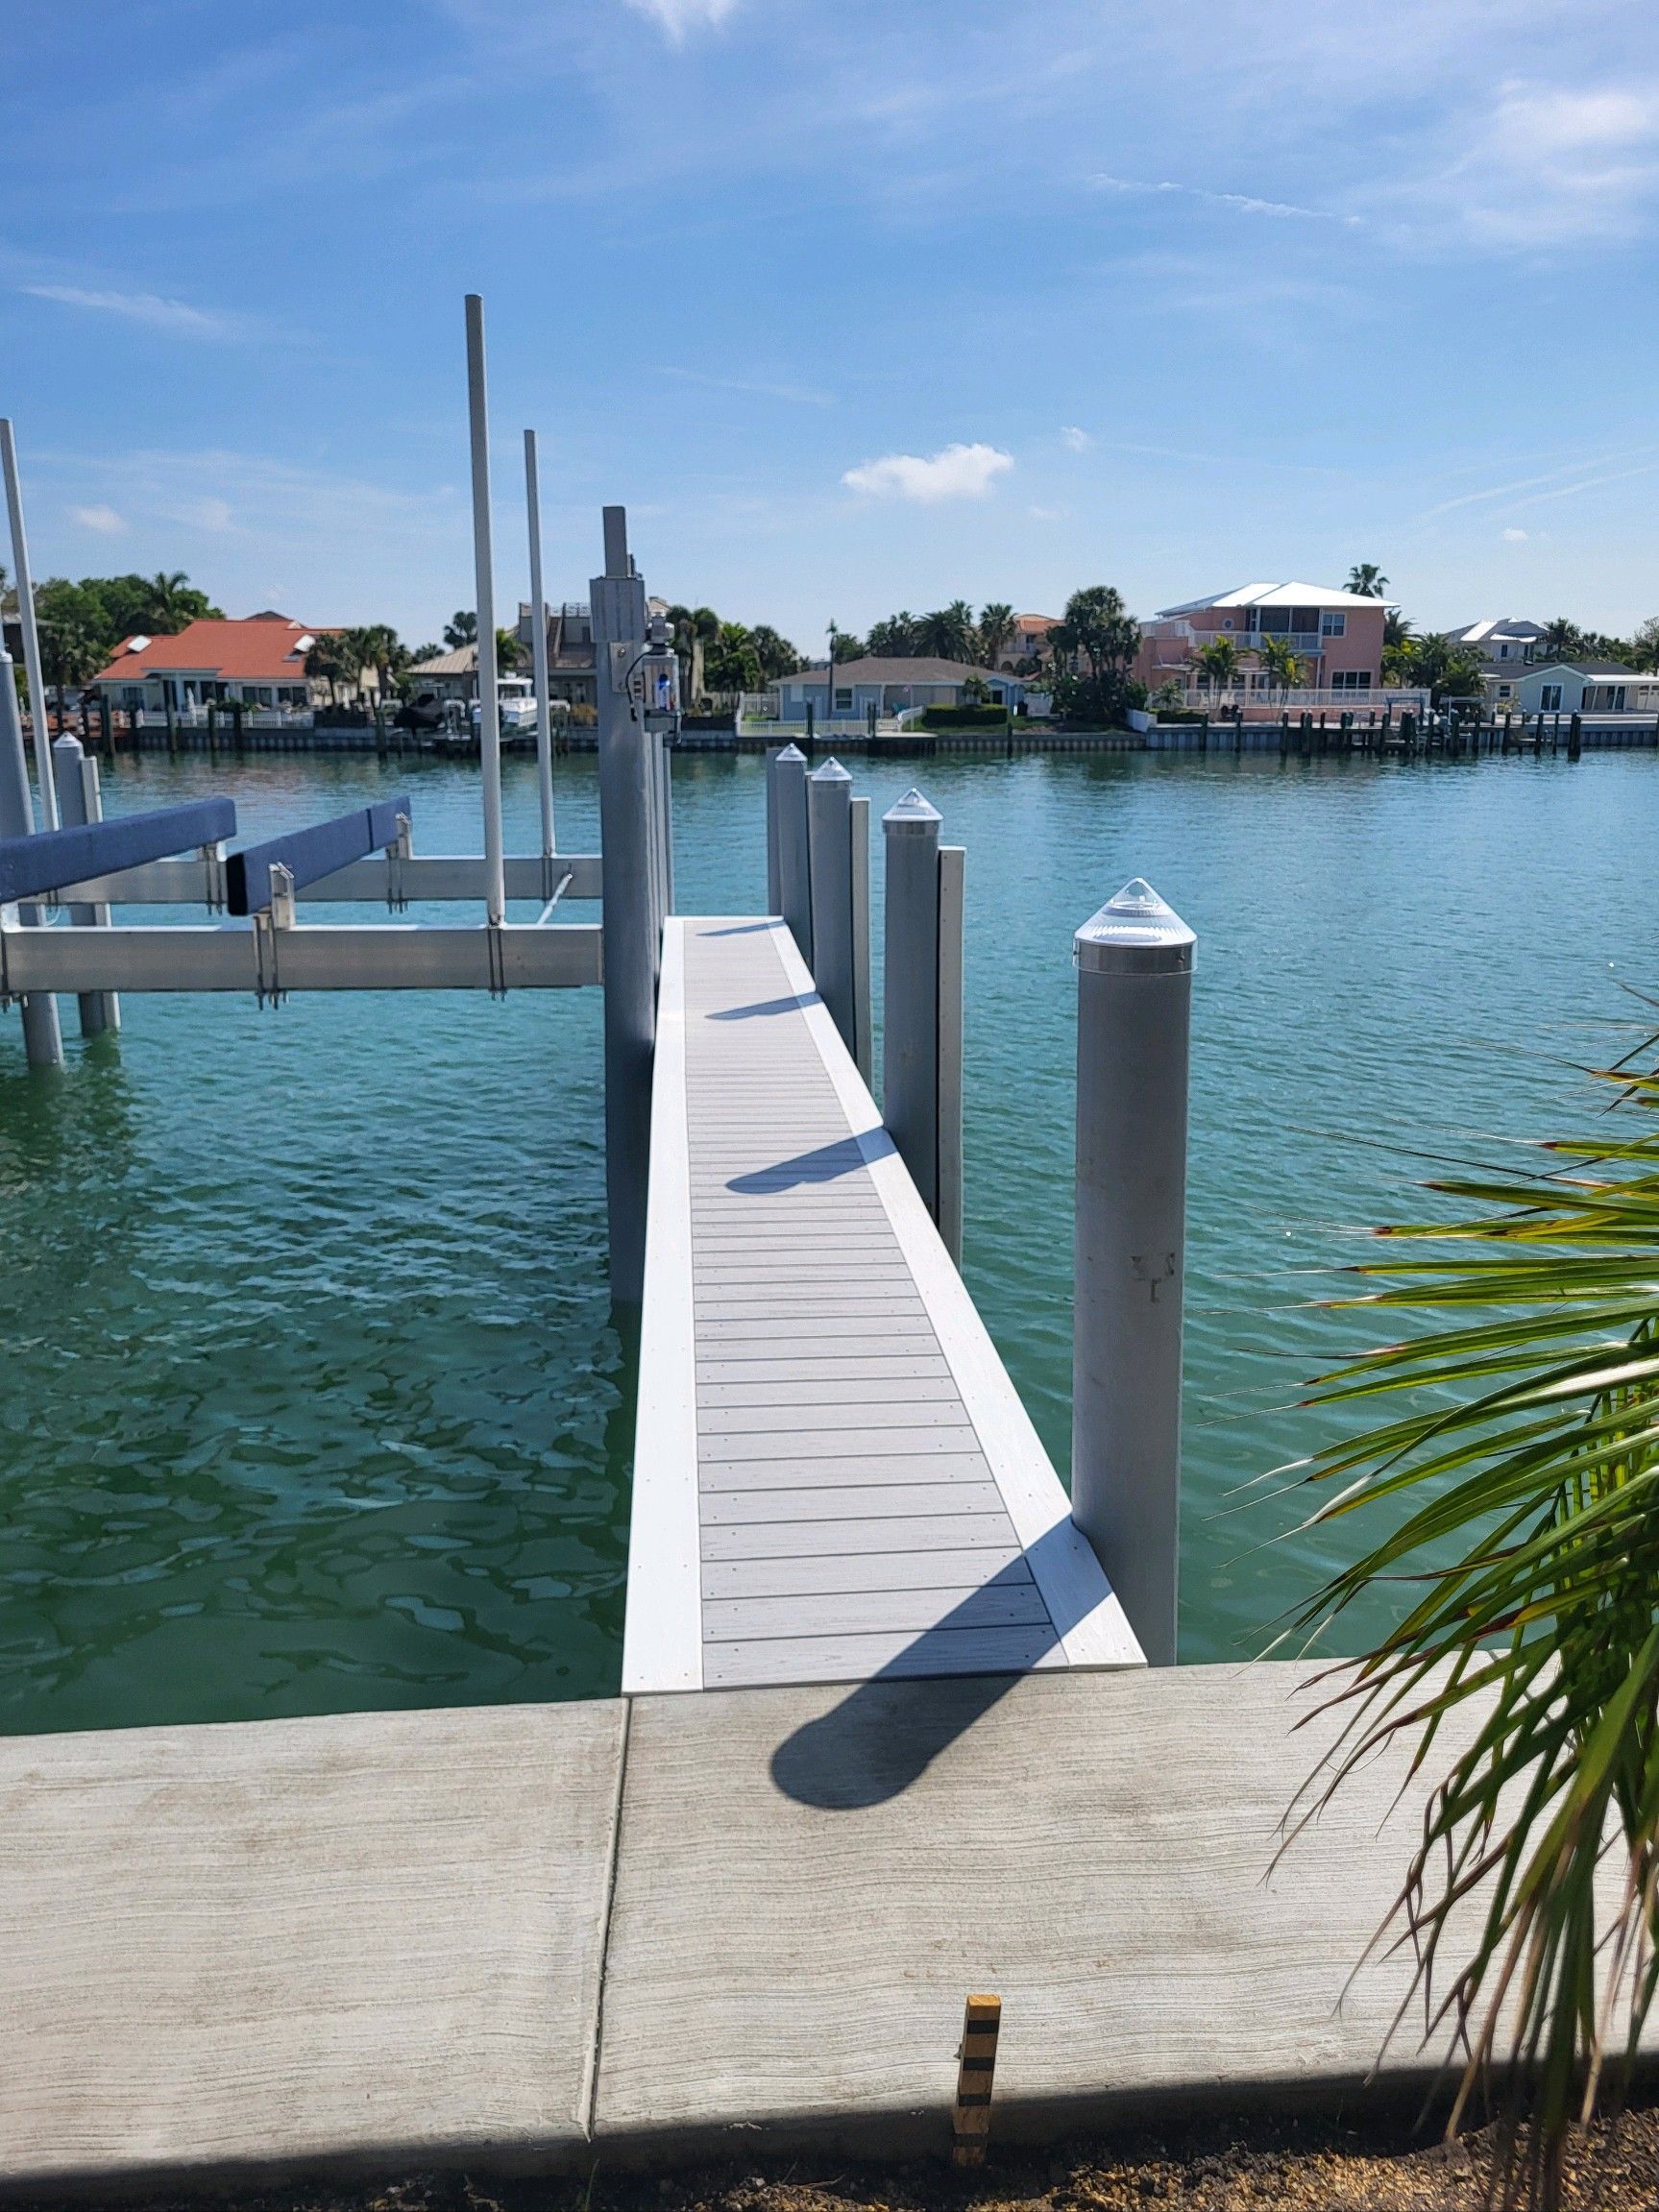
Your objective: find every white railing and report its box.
[1172,685,1429,717]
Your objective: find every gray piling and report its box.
[51,736,118,1035]
[764,747,783,913]
[849,794,872,1086]
[774,743,812,962]
[882,789,941,1213]
[937,841,964,1265]
[0,652,63,1066]
[1070,878,1195,1666]
[593,505,656,1304]
[807,758,855,1055]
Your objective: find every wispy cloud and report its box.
[1502,527,1530,541]
[1416,444,1659,522]
[1060,425,1092,451]
[624,0,742,42]
[68,504,127,535]
[21,283,246,339]
[842,442,1013,502]
[1415,78,1659,247]
[1091,175,1360,225]
[658,365,833,406]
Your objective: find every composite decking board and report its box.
[623,914,1142,1696]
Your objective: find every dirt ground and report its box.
[34,2103,1659,2212]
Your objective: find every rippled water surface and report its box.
[1,744,1652,1732]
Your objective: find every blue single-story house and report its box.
[771,656,1030,723]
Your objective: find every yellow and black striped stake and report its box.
[951,1993,1002,2167]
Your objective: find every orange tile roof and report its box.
[91,616,323,687]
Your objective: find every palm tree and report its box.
[443,611,477,649]
[1292,1046,1659,2209]
[1346,562,1388,598]
[916,602,975,663]
[979,602,1017,668]
[748,625,800,681]
[1255,634,1303,697]
[1542,617,1590,662]
[665,605,719,704]
[141,571,194,631]
[304,633,349,705]
[1193,635,1241,692]
[866,612,920,658]
[495,626,527,675]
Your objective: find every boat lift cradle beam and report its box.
[49,853,603,909]
[0,920,602,996]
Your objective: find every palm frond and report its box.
[1290,1056,1659,2211]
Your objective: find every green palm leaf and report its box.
[1291,1059,1659,2210]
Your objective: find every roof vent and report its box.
[125,635,151,653]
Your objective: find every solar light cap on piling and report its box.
[1074,877,1196,976]
[810,755,852,783]
[884,786,941,833]
[775,741,806,763]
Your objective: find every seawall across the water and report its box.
[0,1661,1622,2194]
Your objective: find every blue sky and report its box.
[5,0,1659,650]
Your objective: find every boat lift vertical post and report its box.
[764,747,783,913]
[0,421,61,832]
[882,788,941,1214]
[594,504,655,1303]
[464,297,505,927]
[1070,878,1195,1667]
[51,735,118,1036]
[524,428,556,866]
[0,651,63,1066]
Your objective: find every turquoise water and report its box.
[0,745,1652,1733]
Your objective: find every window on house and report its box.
[1321,611,1346,637]
[1330,670,1372,693]
[1540,684,1563,711]
[834,688,853,712]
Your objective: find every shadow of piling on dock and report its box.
[769,1522,1100,1811]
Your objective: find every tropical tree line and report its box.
[0,568,224,702]
[662,606,800,701]
[827,601,1026,670]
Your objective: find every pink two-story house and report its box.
[1135,582,1387,706]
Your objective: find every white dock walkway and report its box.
[623,915,1141,1694]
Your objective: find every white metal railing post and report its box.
[0,651,63,1064]
[593,503,655,1302]
[0,420,61,831]
[773,742,812,962]
[524,427,556,865]
[806,758,855,1053]
[464,296,505,926]
[1070,878,1195,1666]
[51,735,118,1035]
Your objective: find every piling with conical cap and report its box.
[807,757,855,1053]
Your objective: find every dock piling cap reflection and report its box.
[1074,878,1196,975]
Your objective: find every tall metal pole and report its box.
[1,421,61,831]
[52,735,118,1035]
[524,428,556,864]
[882,788,941,1213]
[0,652,62,1065]
[1070,877,1195,1667]
[773,742,812,962]
[594,503,655,1303]
[464,296,504,926]
[807,757,855,1054]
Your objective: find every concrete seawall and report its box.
[0,1663,1617,2193]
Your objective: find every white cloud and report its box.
[1092,175,1358,224]
[1420,79,1659,246]
[68,504,127,534]
[1502,526,1529,542]
[623,0,741,41]
[1061,425,1092,451]
[842,442,1013,502]
[21,284,244,339]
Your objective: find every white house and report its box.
[1516,662,1659,716]
[1448,619,1549,706]
[771,657,1029,724]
